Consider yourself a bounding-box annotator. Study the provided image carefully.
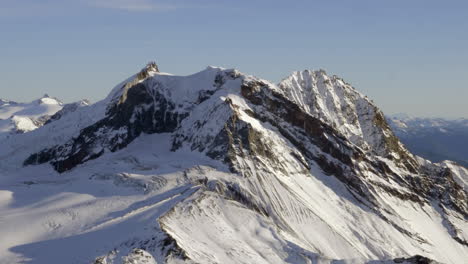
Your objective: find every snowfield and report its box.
[0,64,467,264]
[0,96,89,142]
[0,96,63,141]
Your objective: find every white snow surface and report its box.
[0,66,467,264]
[0,95,63,141]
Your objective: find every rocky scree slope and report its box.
[13,63,468,263]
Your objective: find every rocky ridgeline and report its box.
[23,63,468,253]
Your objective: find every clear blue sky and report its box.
[1,0,467,118]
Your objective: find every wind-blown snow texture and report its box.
[1,63,467,264]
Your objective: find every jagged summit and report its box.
[1,63,467,264]
[146,61,159,72]
[278,70,400,154]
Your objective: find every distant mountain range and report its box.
[0,96,89,141]
[387,115,468,168]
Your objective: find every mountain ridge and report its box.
[0,63,467,264]
[0,93,91,141]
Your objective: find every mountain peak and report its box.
[33,94,62,106]
[38,97,61,105]
[277,69,411,161]
[25,65,416,171]
[139,61,160,78]
[11,64,467,263]
[0,98,15,106]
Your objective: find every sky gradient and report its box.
[1,0,467,118]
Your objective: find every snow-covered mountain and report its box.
[0,63,466,264]
[388,116,468,168]
[0,95,63,140]
[0,95,89,141]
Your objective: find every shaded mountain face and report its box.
[1,63,467,264]
[388,116,468,168]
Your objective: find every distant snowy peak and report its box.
[35,94,62,105]
[388,115,468,129]
[9,116,39,133]
[45,99,90,125]
[387,114,468,167]
[0,95,88,141]
[387,115,468,137]
[0,94,60,107]
[0,98,17,107]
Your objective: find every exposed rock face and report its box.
[20,64,468,263]
[24,64,468,216]
[393,255,439,264]
[24,83,183,172]
[24,64,237,172]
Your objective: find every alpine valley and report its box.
[0,63,466,264]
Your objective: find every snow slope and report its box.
[0,63,467,264]
[0,95,63,140]
[0,95,91,142]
